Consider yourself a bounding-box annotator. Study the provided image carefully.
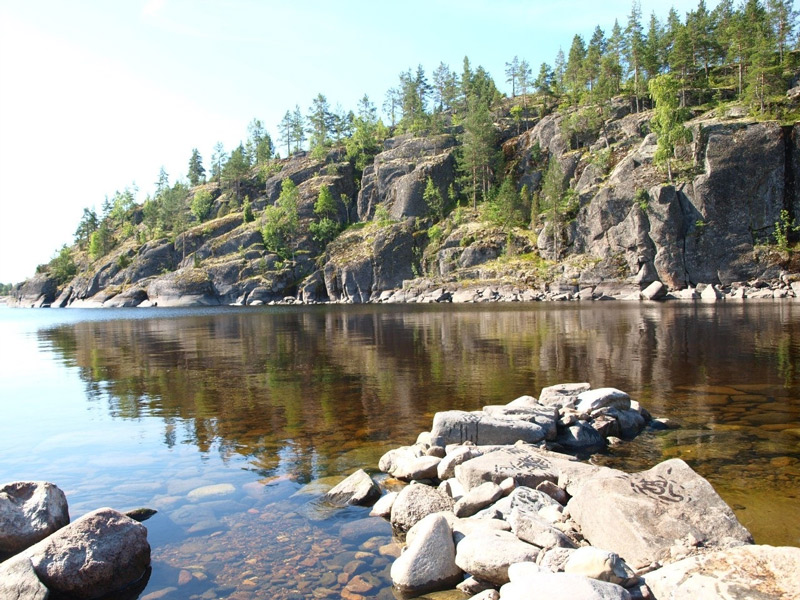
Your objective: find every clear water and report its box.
[1,302,798,598]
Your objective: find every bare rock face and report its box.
[8,275,58,308]
[147,268,220,307]
[357,134,457,221]
[25,507,151,599]
[567,459,753,569]
[0,481,69,556]
[431,410,550,447]
[643,544,800,599]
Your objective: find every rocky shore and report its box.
[0,482,152,599]
[10,270,800,308]
[324,384,800,599]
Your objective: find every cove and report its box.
[1,302,798,598]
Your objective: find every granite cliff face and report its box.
[10,104,800,307]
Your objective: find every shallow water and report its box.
[1,302,798,598]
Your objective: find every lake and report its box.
[1,302,799,599]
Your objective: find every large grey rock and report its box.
[499,572,631,600]
[390,484,454,533]
[508,487,575,550]
[437,445,482,480]
[18,507,150,599]
[8,274,58,308]
[369,491,398,518]
[147,268,220,307]
[575,388,631,413]
[482,405,558,440]
[453,481,504,517]
[567,459,753,568]
[556,421,607,450]
[564,546,638,587]
[390,513,462,594]
[392,456,442,481]
[455,529,539,585]
[323,469,381,506]
[431,410,549,447]
[455,445,605,493]
[538,383,591,408]
[0,556,50,599]
[643,544,800,600]
[0,481,69,555]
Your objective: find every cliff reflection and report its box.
[37,303,800,484]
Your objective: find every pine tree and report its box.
[432,62,458,113]
[517,59,533,113]
[278,111,293,156]
[211,142,225,185]
[308,93,333,153]
[586,26,606,98]
[261,179,300,260]
[458,97,497,208]
[553,48,566,96]
[643,12,664,82]
[540,157,567,258]
[246,119,273,166]
[383,87,401,128]
[291,105,306,152]
[188,148,205,186]
[505,56,521,97]
[565,35,587,104]
[222,144,249,202]
[625,0,645,111]
[535,63,555,112]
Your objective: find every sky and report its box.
[0,0,716,284]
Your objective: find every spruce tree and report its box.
[188,148,205,186]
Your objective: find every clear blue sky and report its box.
[0,0,715,284]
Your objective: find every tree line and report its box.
[40,0,797,283]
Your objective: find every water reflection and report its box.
[34,303,800,546]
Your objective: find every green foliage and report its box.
[246,118,273,166]
[423,177,446,220]
[117,253,131,269]
[309,217,340,245]
[458,97,498,208]
[590,147,612,174]
[314,185,338,219]
[0,282,12,295]
[774,209,799,251]
[188,148,205,186]
[345,95,387,171]
[243,196,254,223]
[261,179,300,260]
[482,177,529,228]
[374,204,393,225]
[89,223,113,261]
[74,207,99,249]
[428,223,443,245]
[50,245,77,285]
[222,143,250,201]
[560,106,603,149]
[649,74,692,181]
[634,188,650,211]
[190,189,214,223]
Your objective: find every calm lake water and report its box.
[1,302,799,599]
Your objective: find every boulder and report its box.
[0,556,50,600]
[567,459,753,568]
[575,388,631,413]
[431,410,549,447]
[455,445,605,494]
[323,469,381,506]
[453,481,504,518]
[390,513,462,594]
[538,383,591,408]
[641,280,667,300]
[390,484,454,533]
[369,491,398,518]
[391,456,441,481]
[455,529,539,585]
[437,445,482,480]
[499,572,631,600]
[563,546,638,587]
[508,488,576,550]
[556,421,607,450]
[0,481,69,556]
[643,544,800,599]
[481,405,558,440]
[19,507,150,599]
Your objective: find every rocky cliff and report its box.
[10,101,800,308]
